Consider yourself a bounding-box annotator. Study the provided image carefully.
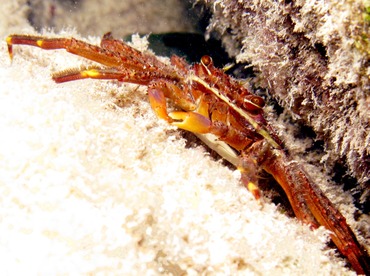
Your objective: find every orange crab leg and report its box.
[7,34,180,81]
[100,32,143,59]
[51,66,169,85]
[6,35,125,67]
[52,67,124,83]
[262,148,370,275]
[100,32,177,77]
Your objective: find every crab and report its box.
[6,32,370,274]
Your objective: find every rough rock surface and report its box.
[200,0,369,204]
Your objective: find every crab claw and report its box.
[169,111,211,134]
[148,88,172,122]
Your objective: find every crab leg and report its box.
[261,147,370,275]
[51,66,170,85]
[6,35,126,67]
[52,67,130,83]
[6,34,179,80]
[100,32,177,77]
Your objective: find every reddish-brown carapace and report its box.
[6,32,370,275]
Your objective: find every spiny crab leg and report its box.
[7,35,123,67]
[262,147,370,275]
[6,34,179,80]
[52,67,169,85]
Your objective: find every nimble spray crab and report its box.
[6,32,370,274]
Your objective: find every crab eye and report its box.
[201,55,213,67]
[251,96,265,108]
[243,96,265,111]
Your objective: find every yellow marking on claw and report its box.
[81,69,100,78]
[36,40,43,47]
